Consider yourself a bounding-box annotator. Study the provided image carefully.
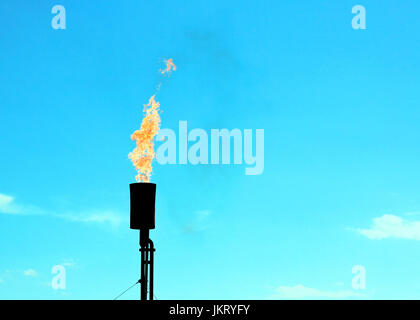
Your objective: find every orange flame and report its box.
[160,58,177,74]
[129,59,176,182]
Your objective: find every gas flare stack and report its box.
[130,182,156,300]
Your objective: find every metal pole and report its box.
[141,248,146,300]
[149,239,154,300]
[139,230,155,300]
[145,242,149,299]
[140,231,147,300]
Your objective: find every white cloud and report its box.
[58,211,125,227]
[271,284,364,299]
[183,210,212,233]
[0,194,13,207]
[60,259,77,268]
[406,212,420,216]
[23,269,38,277]
[356,214,420,240]
[0,192,125,228]
[0,194,21,214]
[196,210,211,217]
[0,193,44,215]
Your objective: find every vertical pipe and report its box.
[145,243,149,299]
[141,248,147,300]
[139,231,155,300]
[140,231,147,300]
[149,240,154,300]
[140,248,142,300]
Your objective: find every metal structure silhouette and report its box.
[130,182,156,300]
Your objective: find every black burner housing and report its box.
[130,182,156,230]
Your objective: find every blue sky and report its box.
[1,0,420,299]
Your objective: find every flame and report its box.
[160,58,177,74]
[129,59,176,182]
